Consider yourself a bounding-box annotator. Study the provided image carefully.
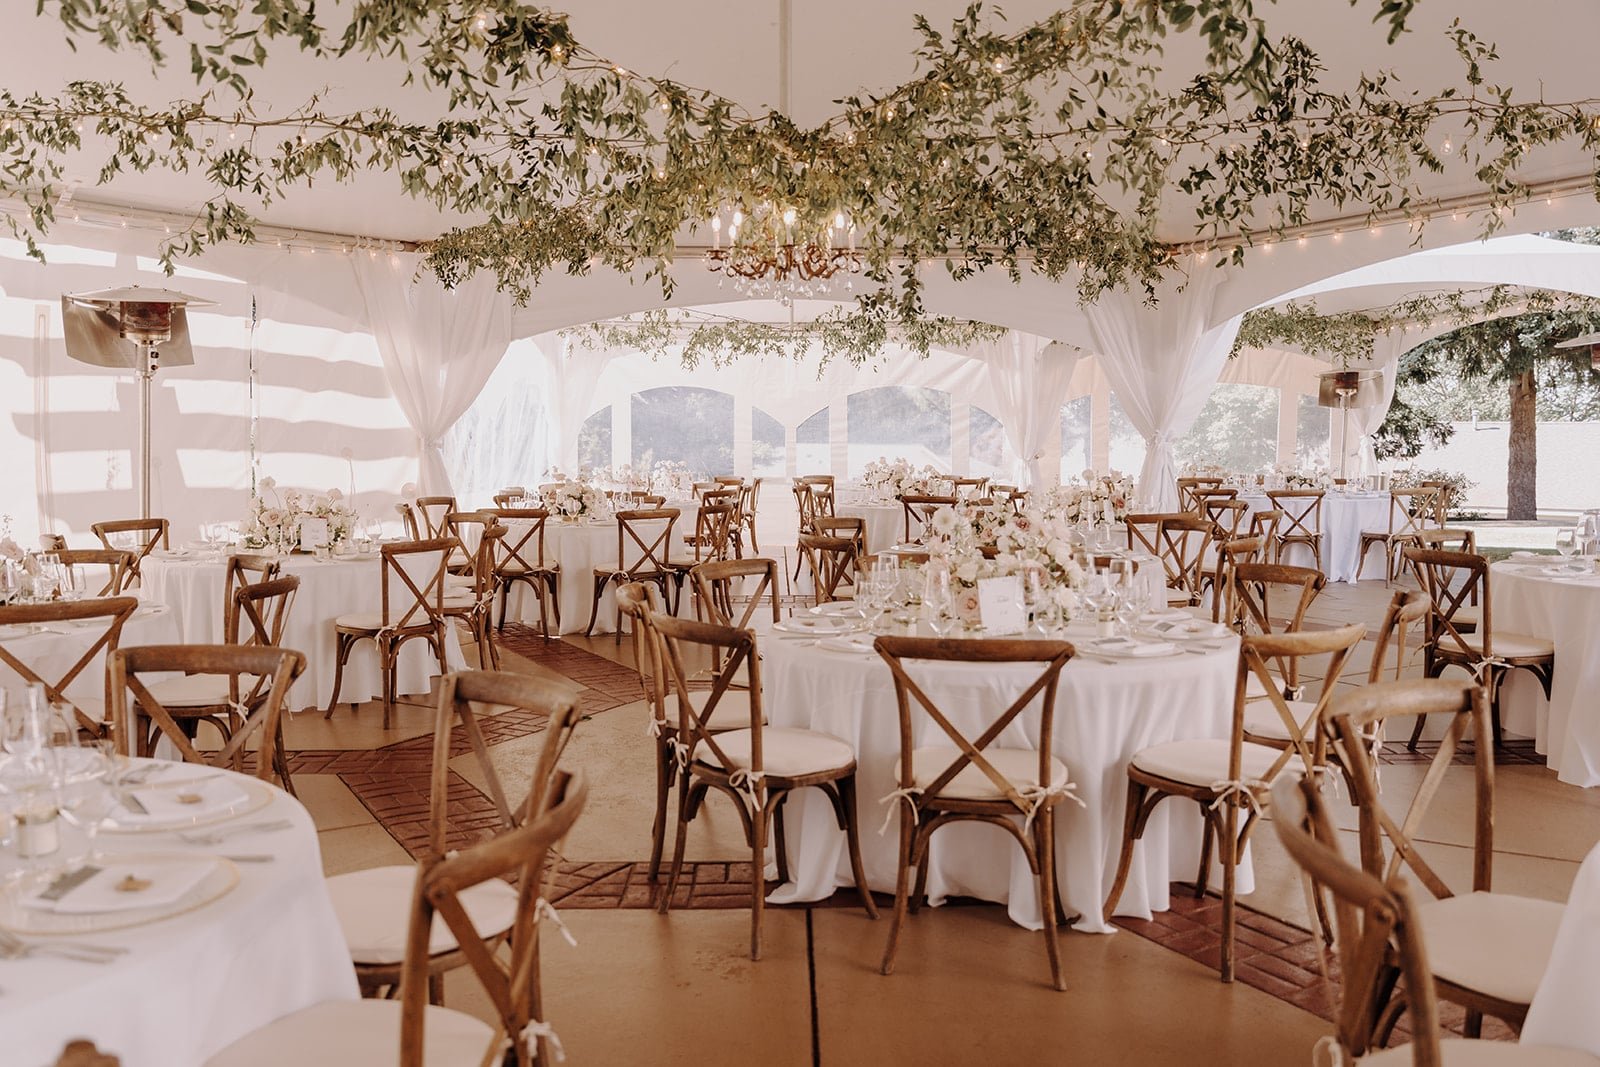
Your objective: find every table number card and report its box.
[977,575,1026,635]
[298,517,330,551]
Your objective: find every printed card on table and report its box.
[977,575,1026,635]
[298,517,330,550]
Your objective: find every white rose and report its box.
[954,560,979,584]
[259,476,276,491]
[327,488,343,502]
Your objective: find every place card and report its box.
[298,517,329,550]
[977,575,1026,635]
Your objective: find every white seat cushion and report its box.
[1130,738,1284,788]
[1457,631,1554,659]
[444,573,474,590]
[897,746,1069,801]
[1242,699,1317,743]
[205,998,497,1067]
[1415,891,1563,1005]
[661,688,757,732]
[335,610,436,631]
[1359,1039,1599,1065]
[324,865,519,966]
[440,593,479,611]
[144,673,255,708]
[694,727,854,778]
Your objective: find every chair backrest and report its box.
[222,574,301,710]
[687,502,737,564]
[1123,512,1182,557]
[224,553,282,614]
[901,494,956,543]
[613,509,679,578]
[394,501,422,540]
[1204,498,1251,539]
[1265,490,1324,540]
[38,533,67,553]
[814,515,866,555]
[794,479,835,530]
[492,508,551,576]
[637,494,666,508]
[1176,476,1224,512]
[1324,677,1494,899]
[0,596,138,736]
[1403,546,1491,659]
[1247,507,1284,547]
[492,486,527,509]
[1154,514,1216,603]
[1419,480,1453,525]
[1225,562,1327,693]
[1415,527,1477,555]
[400,721,586,1067]
[110,644,305,778]
[713,476,744,488]
[414,496,457,538]
[91,518,168,579]
[615,582,670,733]
[380,538,452,629]
[1269,773,1447,1065]
[741,478,762,519]
[1208,536,1263,623]
[952,477,989,499]
[1386,488,1440,539]
[56,549,134,597]
[1236,623,1365,780]
[1369,588,1431,684]
[797,532,860,604]
[445,510,497,574]
[692,558,781,632]
[651,613,765,766]
[873,636,1073,823]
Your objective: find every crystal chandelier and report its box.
[704,202,863,304]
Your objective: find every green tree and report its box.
[1376,310,1600,519]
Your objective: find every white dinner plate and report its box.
[0,854,239,934]
[102,774,273,834]
[773,616,863,636]
[1076,637,1181,659]
[809,602,864,618]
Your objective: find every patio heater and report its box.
[61,286,215,519]
[1316,369,1383,482]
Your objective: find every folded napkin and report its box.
[774,616,861,635]
[122,777,250,824]
[25,858,217,914]
[1083,637,1179,657]
[1145,618,1229,640]
[820,633,877,654]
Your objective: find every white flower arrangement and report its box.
[1272,461,1333,490]
[0,514,19,562]
[1038,471,1135,525]
[924,498,1087,623]
[543,480,606,519]
[649,460,696,497]
[244,478,356,551]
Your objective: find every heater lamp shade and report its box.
[61,297,196,370]
[1316,370,1384,408]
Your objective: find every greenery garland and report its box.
[567,308,1007,370]
[11,1,1600,315]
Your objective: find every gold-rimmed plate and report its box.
[0,854,239,934]
[101,775,273,834]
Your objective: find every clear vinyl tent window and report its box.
[846,386,952,477]
[631,386,734,476]
[1173,382,1279,474]
[752,406,785,477]
[1060,396,1091,480]
[795,407,829,475]
[1108,393,1147,477]
[969,405,1018,481]
[578,406,611,472]
[1296,393,1332,470]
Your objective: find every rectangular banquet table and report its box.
[0,760,357,1067]
[140,551,467,711]
[761,624,1246,933]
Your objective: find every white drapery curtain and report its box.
[1337,330,1409,478]
[975,333,1082,488]
[353,253,513,495]
[1084,270,1242,510]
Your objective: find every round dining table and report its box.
[140,550,467,711]
[835,499,906,556]
[0,759,356,1067]
[1237,490,1392,583]
[1491,559,1600,787]
[761,622,1244,933]
[0,603,180,718]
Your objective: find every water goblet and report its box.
[1555,528,1578,569]
[1022,567,1049,636]
[922,568,955,637]
[54,741,115,863]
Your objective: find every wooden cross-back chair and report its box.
[1247,506,1284,549]
[1324,678,1566,1045]
[734,478,762,556]
[1192,487,1239,518]
[224,553,281,607]
[873,635,1076,990]
[797,532,860,605]
[1123,511,1181,558]
[1176,476,1224,512]
[138,574,302,791]
[815,515,866,554]
[1265,489,1325,570]
[491,508,560,639]
[1201,535,1263,621]
[1153,514,1216,607]
[1224,561,1326,701]
[1358,487,1441,584]
[325,538,452,729]
[210,717,588,1067]
[585,508,679,640]
[443,510,497,580]
[692,557,782,635]
[653,613,877,959]
[111,644,304,784]
[0,596,137,738]
[1403,546,1552,751]
[951,476,989,499]
[1266,774,1591,1067]
[1204,497,1251,540]
[900,494,956,544]
[490,486,527,509]
[394,501,422,540]
[1103,623,1366,983]
[443,522,506,670]
[55,548,134,597]
[321,671,583,1002]
[1237,615,1365,772]
[91,518,168,583]
[672,502,738,615]
[414,496,457,539]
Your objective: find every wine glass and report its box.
[55,741,115,863]
[923,567,955,637]
[1022,567,1049,636]
[1081,568,1120,634]
[1555,528,1578,569]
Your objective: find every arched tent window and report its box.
[753,406,785,477]
[969,405,1018,480]
[578,406,611,472]
[1174,382,1279,474]
[632,386,734,475]
[442,342,548,504]
[795,406,829,475]
[1060,396,1091,480]
[1296,394,1331,469]
[847,385,952,476]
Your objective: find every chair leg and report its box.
[1037,806,1065,991]
[659,777,692,913]
[749,801,767,961]
[880,808,914,977]
[648,739,674,884]
[1219,800,1239,983]
[584,576,607,637]
[839,776,879,920]
[1102,779,1147,923]
[323,633,355,719]
[1194,812,1215,898]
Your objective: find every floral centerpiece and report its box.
[649,460,696,498]
[924,498,1085,624]
[1272,462,1334,490]
[0,514,20,564]
[244,478,355,551]
[543,480,606,521]
[1042,471,1135,525]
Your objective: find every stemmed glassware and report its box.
[866,559,899,631]
[922,566,955,637]
[1022,567,1049,636]
[1555,527,1578,569]
[55,740,116,863]
[1081,568,1120,635]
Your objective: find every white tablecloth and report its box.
[835,501,905,555]
[1492,560,1600,787]
[140,553,467,710]
[0,605,181,717]
[762,627,1244,933]
[0,760,357,1067]
[1237,492,1392,583]
[1523,840,1600,1055]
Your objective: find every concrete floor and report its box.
[286,573,1600,1066]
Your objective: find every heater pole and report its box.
[137,345,156,519]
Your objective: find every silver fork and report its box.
[176,818,292,846]
[0,929,125,963]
